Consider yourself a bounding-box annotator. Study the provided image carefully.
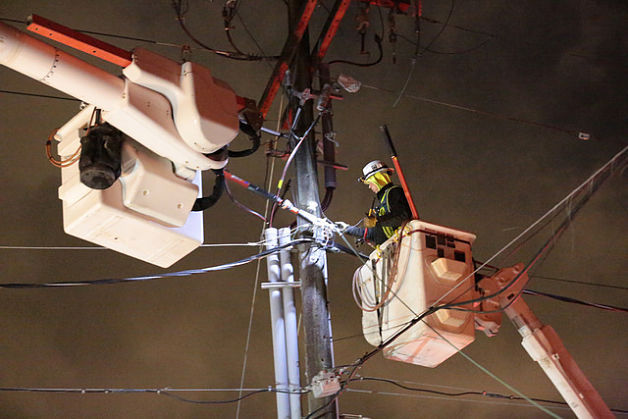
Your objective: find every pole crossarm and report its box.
[258,0,319,119]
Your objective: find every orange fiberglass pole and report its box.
[380,124,419,220]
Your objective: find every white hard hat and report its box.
[359,160,390,182]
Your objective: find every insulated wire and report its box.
[171,1,278,61]
[343,388,575,412]
[440,146,627,314]
[424,322,561,418]
[398,32,491,55]
[0,386,309,405]
[350,376,597,411]
[392,0,455,108]
[530,274,628,291]
[235,93,284,418]
[523,289,628,313]
[0,242,268,250]
[0,239,312,288]
[224,178,267,221]
[426,146,627,313]
[363,84,588,138]
[1,82,590,140]
[0,14,617,66]
[0,89,78,102]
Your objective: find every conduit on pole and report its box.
[279,227,302,418]
[264,228,290,418]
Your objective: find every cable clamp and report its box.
[261,281,301,290]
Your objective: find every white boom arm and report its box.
[477,264,613,418]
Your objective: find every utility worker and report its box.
[337,160,412,246]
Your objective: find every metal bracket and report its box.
[261,281,302,290]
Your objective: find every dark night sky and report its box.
[0,1,626,418]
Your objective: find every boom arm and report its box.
[477,264,613,418]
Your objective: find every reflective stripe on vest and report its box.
[378,186,396,239]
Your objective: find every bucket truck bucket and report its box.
[357,220,477,367]
[56,107,203,268]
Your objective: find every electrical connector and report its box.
[311,370,341,398]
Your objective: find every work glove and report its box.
[364,215,377,228]
[335,221,350,232]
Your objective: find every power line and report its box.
[354,376,566,408]
[392,0,456,108]
[0,89,78,102]
[417,14,624,67]
[531,274,628,291]
[398,32,490,55]
[236,94,285,418]
[523,289,628,313]
[0,242,268,250]
[344,388,574,412]
[0,386,309,405]
[363,84,587,138]
[0,239,312,289]
[0,17,189,49]
[1,82,588,140]
[345,384,628,415]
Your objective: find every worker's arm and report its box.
[345,225,387,246]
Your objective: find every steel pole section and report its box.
[265,228,291,418]
[278,227,302,418]
[288,1,337,416]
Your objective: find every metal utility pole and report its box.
[287,0,338,417]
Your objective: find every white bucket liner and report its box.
[359,219,477,367]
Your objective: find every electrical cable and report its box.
[45,129,81,168]
[427,321,562,417]
[416,15,624,68]
[353,376,557,403]
[362,83,590,138]
[398,32,490,55]
[392,0,455,108]
[346,377,628,415]
[0,386,309,405]
[0,89,78,102]
[192,169,225,212]
[224,176,267,221]
[522,289,628,313]
[0,241,269,250]
[343,388,576,412]
[440,145,627,314]
[1,13,618,67]
[228,121,261,158]
[2,82,591,141]
[530,274,628,291]
[328,34,383,67]
[269,110,321,227]
[0,239,312,289]
[171,0,278,61]
[235,93,284,418]
[0,17,188,48]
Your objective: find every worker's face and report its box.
[366,179,379,193]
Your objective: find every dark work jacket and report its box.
[345,183,412,245]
